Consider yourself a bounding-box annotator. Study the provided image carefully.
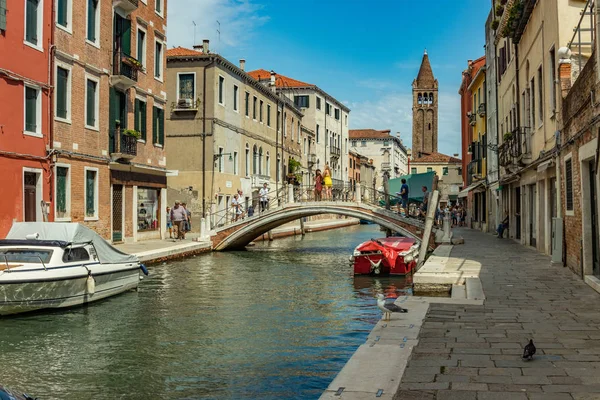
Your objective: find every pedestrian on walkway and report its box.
[165,206,173,239]
[497,210,509,238]
[170,201,187,241]
[259,183,269,212]
[181,202,191,238]
[314,169,323,201]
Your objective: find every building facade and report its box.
[0,0,53,237]
[348,129,409,189]
[166,46,305,224]
[412,51,438,157]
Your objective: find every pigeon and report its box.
[522,339,536,361]
[376,294,408,321]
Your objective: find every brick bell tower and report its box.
[412,50,438,158]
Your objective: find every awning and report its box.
[458,181,485,198]
[499,173,520,185]
[537,159,555,173]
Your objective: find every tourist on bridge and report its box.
[323,165,333,200]
[419,186,429,219]
[259,183,269,212]
[314,169,323,201]
[396,178,409,215]
[170,201,187,241]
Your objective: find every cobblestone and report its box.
[397,228,600,399]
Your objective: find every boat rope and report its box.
[365,255,383,274]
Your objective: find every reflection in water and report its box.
[0,224,411,400]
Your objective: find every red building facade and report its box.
[0,0,53,237]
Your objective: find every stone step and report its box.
[465,277,485,301]
[451,284,466,299]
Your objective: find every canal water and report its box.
[0,224,412,400]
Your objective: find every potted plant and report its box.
[123,129,142,139]
[491,19,500,30]
[495,4,504,15]
[503,132,513,141]
[123,55,144,71]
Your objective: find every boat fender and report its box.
[86,271,96,295]
[140,264,149,276]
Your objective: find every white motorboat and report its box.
[0,222,147,316]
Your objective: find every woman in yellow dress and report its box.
[323,165,333,200]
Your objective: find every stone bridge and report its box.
[208,201,436,251]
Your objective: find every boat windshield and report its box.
[0,249,53,264]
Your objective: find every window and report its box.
[245,92,250,117]
[134,98,147,141]
[218,147,224,172]
[178,73,195,101]
[411,167,417,174]
[137,28,146,68]
[154,40,163,79]
[303,138,307,155]
[55,66,70,121]
[297,121,300,143]
[23,86,41,136]
[335,108,340,120]
[253,96,257,119]
[283,112,287,136]
[233,85,239,111]
[137,188,159,231]
[550,47,557,113]
[267,104,271,126]
[277,109,281,131]
[233,151,238,175]
[294,95,309,108]
[252,145,258,174]
[383,141,389,147]
[245,144,250,176]
[25,0,43,48]
[326,103,331,115]
[538,66,543,123]
[84,168,98,219]
[0,0,7,31]
[258,147,263,174]
[351,140,356,147]
[345,115,348,126]
[55,165,70,220]
[63,247,90,263]
[291,117,294,141]
[565,158,573,211]
[152,106,164,146]
[259,100,263,122]
[155,0,163,15]
[427,167,433,172]
[266,152,270,176]
[443,167,449,175]
[316,124,320,143]
[57,0,71,29]
[218,76,224,104]
[361,140,366,147]
[530,77,535,129]
[85,77,98,129]
[86,0,99,44]
[316,97,322,110]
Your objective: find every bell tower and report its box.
[412,50,438,157]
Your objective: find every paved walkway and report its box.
[396,228,600,400]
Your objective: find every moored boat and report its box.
[351,237,419,275]
[0,222,147,316]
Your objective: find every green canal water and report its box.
[0,224,412,400]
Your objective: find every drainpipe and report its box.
[202,56,215,218]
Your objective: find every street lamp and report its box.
[213,153,234,162]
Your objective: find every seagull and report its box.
[522,339,536,361]
[376,294,407,321]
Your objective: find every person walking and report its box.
[419,186,430,219]
[323,165,333,200]
[497,210,510,238]
[165,206,173,239]
[314,169,323,201]
[181,202,191,238]
[396,178,409,215]
[259,183,269,212]
[231,194,240,222]
[170,201,187,241]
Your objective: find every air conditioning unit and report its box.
[178,98,194,108]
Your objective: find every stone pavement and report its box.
[396,227,600,400]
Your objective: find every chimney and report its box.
[202,39,210,54]
[454,153,459,158]
[239,59,246,71]
[193,45,203,51]
[557,47,573,98]
[270,70,276,93]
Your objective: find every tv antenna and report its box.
[216,20,221,53]
[192,21,197,46]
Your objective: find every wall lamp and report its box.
[214,153,233,162]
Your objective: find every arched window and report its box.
[266,151,271,176]
[428,123,431,130]
[276,154,281,180]
[429,93,433,105]
[253,144,258,175]
[259,147,263,175]
[245,143,250,176]
[418,93,422,105]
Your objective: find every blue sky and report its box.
[168,0,492,157]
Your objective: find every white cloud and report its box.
[167,0,269,52]
[348,91,461,157]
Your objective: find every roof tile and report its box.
[247,69,314,88]
[411,152,461,164]
[166,46,203,57]
[348,129,392,139]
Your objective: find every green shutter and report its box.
[57,0,67,27]
[141,101,147,141]
[159,108,164,145]
[25,87,37,132]
[87,0,96,42]
[85,170,95,216]
[108,87,117,152]
[155,0,161,13]
[86,80,95,127]
[56,167,67,214]
[0,0,8,31]
[26,0,38,44]
[137,29,144,61]
[134,99,139,131]
[152,106,158,144]
[56,68,68,119]
[154,42,161,78]
[121,16,131,56]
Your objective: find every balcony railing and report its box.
[467,112,477,126]
[499,127,528,167]
[330,146,341,157]
[110,128,138,160]
[307,153,317,166]
[111,52,139,89]
[113,0,138,15]
[171,98,199,112]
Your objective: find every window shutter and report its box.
[87,0,96,41]
[25,87,37,132]
[0,0,7,31]
[152,106,158,144]
[26,0,39,44]
[56,68,68,119]
[57,0,67,26]
[159,108,164,145]
[86,171,95,216]
[141,102,147,141]
[86,80,95,126]
[121,17,131,56]
[134,99,139,132]
[56,167,67,214]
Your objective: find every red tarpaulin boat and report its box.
[351,237,419,275]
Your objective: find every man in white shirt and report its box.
[259,183,269,212]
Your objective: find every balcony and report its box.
[110,52,140,90]
[499,127,530,168]
[307,153,317,166]
[110,128,138,161]
[381,162,391,171]
[330,146,341,158]
[171,98,199,113]
[251,174,270,189]
[113,0,138,16]
[478,102,486,117]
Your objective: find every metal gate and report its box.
[112,185,123,242]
